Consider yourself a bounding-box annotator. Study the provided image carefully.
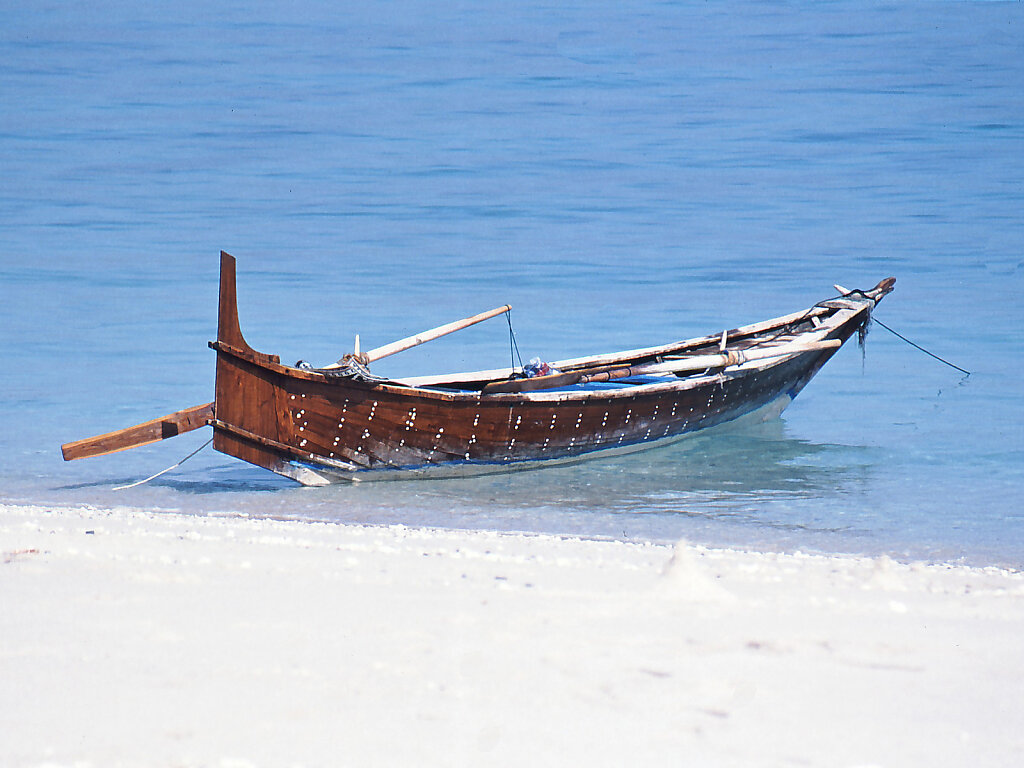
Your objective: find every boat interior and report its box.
[387,298,857,394]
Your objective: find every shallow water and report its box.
[2,1,1022,565]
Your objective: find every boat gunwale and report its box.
[210,300,870,404]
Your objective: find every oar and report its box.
[61,402,214,461]
[482,339,841,394]
[322,304,511,369]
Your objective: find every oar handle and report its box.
[642,338,841,375]
[363,305,512,363]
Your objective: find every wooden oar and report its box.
[62,402,215,461]
[322,304,512,369]
[482,339,841,394]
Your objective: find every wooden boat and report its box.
[62,252,895,485]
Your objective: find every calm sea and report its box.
[2,1,1022,565]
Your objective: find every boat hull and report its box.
[207,252,890,485]
[59,252,893,486]
[212,283,873,483]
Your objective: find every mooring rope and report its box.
[112,437,214,491]
[872,317,971,376]
[809,286,972,377]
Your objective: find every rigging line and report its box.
[871,317,971,376]
[506,310,524,371]
[112,437,214,491]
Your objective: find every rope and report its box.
[317,356,389,382]
[506,310,524,372]
[112,438,213,491]
[871,317,971,376]
[759,287,970,378]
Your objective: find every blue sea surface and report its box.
[2,1,1022,565]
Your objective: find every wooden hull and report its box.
[212,349,821,485]
[209,253,893,485]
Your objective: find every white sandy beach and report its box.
[2,502,1023,768]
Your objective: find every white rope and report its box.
[112,438,213,491]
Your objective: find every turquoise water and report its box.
[2,1,1022,565]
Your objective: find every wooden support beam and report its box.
[62,402,215,461]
